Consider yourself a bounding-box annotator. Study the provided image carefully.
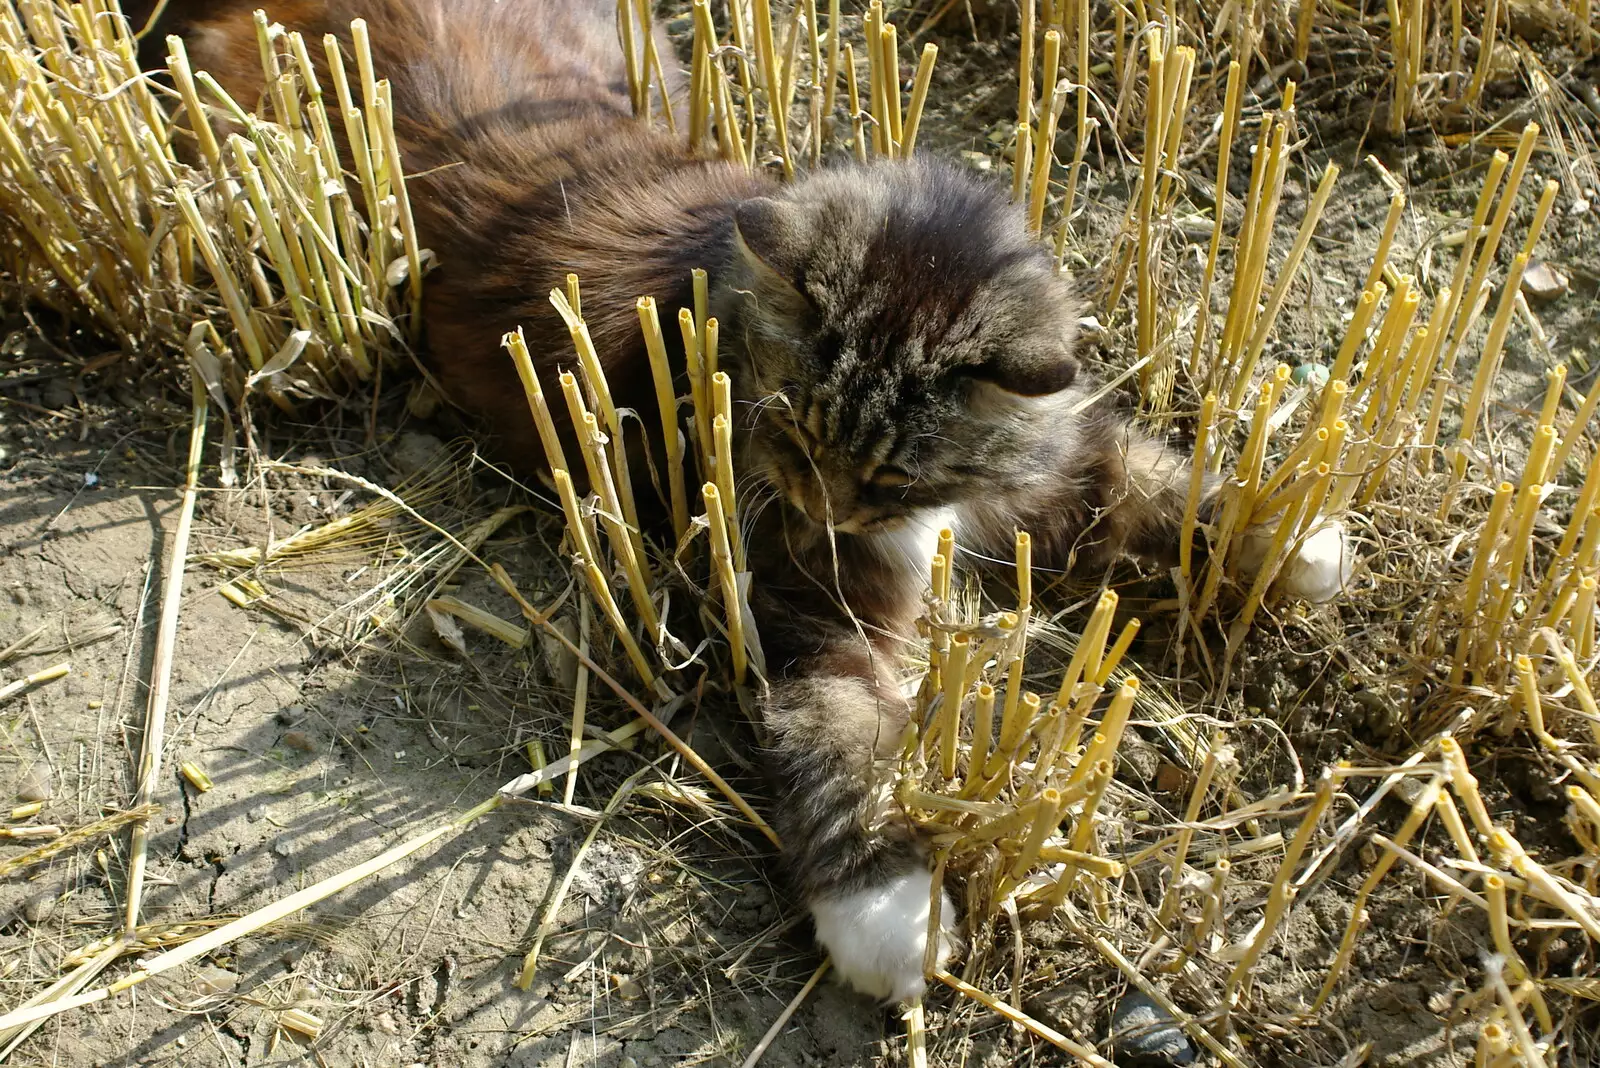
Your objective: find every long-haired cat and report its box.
[137,0,1350,1002]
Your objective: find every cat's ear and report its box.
[733,198,812,315]
[970,349,1080,397]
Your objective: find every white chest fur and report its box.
[863,507,960,586]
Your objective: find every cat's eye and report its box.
[783,423,824,460]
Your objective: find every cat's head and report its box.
[718,158,1082,534]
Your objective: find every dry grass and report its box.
[2,0,1599,1064]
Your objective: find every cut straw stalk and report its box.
[703,483,748,684]
[637,296,690,538]
[1228,162,1340,410]
[552,467,657,686]
[934,971,1115,1066]
[1179,394,1218,579]
[550,287,652,587]
[1192,373,1285,623]
[1212,105,1291,395]
[901,44,938,156]
[750,0,793,175]
[1440,125,1542,377]
[124,368,207,932]
[1133,28,1163,378]
[425,596,527,648]
[1488,829,1600,941]
[557,372,660,638]
[1189,61,1242,370]
[1026,32,1065,235]
[0,662,70,705]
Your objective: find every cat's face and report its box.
[718,160,1082,534]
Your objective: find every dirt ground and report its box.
[3,2,1600,1067]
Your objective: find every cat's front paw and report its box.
[809,868,957,1003]
[1237,516,1354,603]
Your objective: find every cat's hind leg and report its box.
[1011,399,1354,597]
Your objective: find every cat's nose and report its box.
[788,483,830,525]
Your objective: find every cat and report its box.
[136,0,1351,1002]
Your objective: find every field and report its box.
[2,0,1599,1065]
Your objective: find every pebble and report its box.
[282,730,316,753]
[21,889,56,924]
[406,379,441,420]
[1291,362,1330,388]
[190,965,238,996]
[1520,260,1569,303]
[16,763,53,803]
[1110,992,1196,1066]
[391,431,448,478]
[1154,762,1189,794]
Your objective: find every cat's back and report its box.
[140,0,640,158]
[135,0,767,467]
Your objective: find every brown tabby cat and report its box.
[139,0,1344,1002]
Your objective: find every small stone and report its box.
[1118,731,1163,784]
[190,965,238,997]
[272,838,294,860]
[1291,362,1330,388]
[614,975,644,1000]
[16,763,53,803]
[10,586,28,605]
[246,804,269,823]
[620,1057,641,1068]
[1110,992,1196,1066]
[1154,763,1189,794]
[375,1012,399,1034]
[391,431,447,478]
[1076,316,1109,344]
[21,889,56,923]
[405,380,441,420]
[1520,260,1569,303]
[282,731,316,753]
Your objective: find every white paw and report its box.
[1237,516,1354,603]
[810,870,957,1003]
